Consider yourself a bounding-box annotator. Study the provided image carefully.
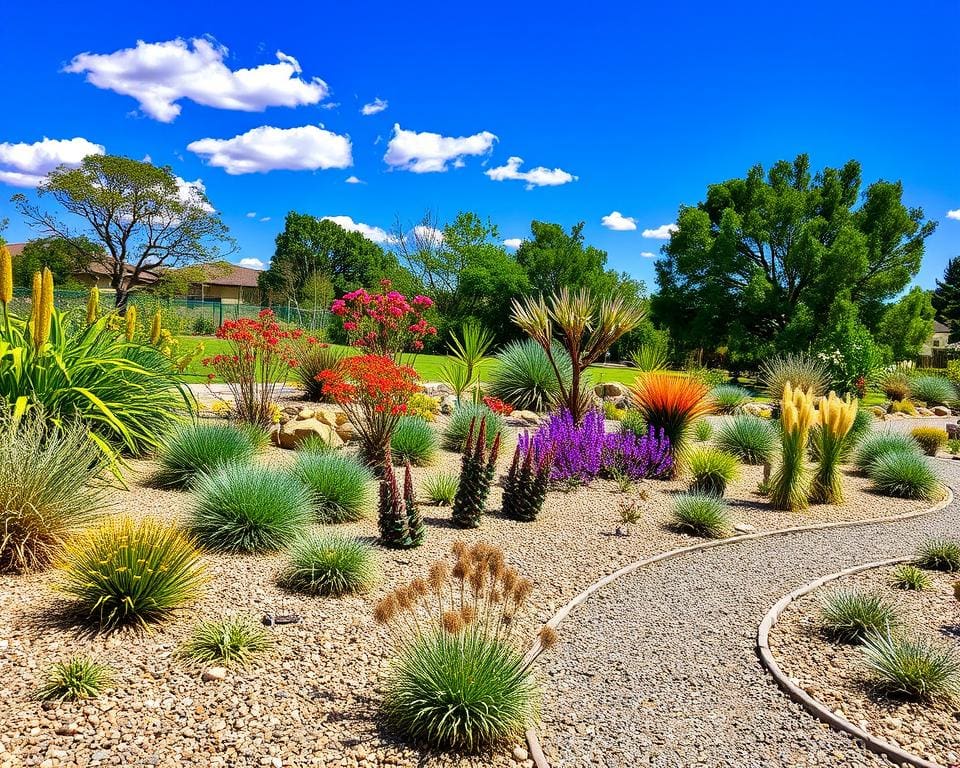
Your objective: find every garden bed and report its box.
[767,564,960,767]
[0,411,936,768]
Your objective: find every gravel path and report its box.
[537,458,960,768]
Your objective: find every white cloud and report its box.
[503,238,523,249]
[322,215,390,244]
[384,124,497,173]
[947,209,960,221]
[601,211,637,231]
[175,176,214,212]
[485,156,577,189]
[641,223,678,239]
[320,102,340,110]
[65,37,329,122]
[0,136,104,187]
[361,97,388,116]
[187,124,352,175]
[246,211,257,218]
[411,224,445,246]
[259,216,271,222]
[640,251,656,258]
[238,257,265,269]
[345,175,362,184]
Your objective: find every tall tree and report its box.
[875,286,935,361]
[651,154,935,365]
[932,256,960,335]
[515,221,620,296]
[13,155,233,312]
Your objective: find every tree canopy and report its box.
[11,236,95,288]
[932,256,960,339]
[874,286,935,361]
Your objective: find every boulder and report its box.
[947,423,960,440]
[440,395,459,415]
[274,418,344,450]
[421,381,454,397]
[917,407,934,416]
[932,405,952,417]
[298,408,315,420]
[511,410,540,425]
[593,381,629,399]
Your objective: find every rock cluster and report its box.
[272,407,353,449]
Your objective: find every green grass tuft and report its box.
[291,452,373,523]
[890,564,933,590]
[852,432,921,473]
[692,419,713,442]
[279,532,379,596]
[867,449,941,500]
[820,589,898,643]
[422,472,459,506]
[685,446,740,496]
[156,422,258,488]
[915,539,960,572]
[486,339,572,412]
[710,384,751,414]
[443,404,504,452]
[35,656,113,701]
[715,415,778,465]
[863,630,960,701]
[669,493,731,538]
[909,375,956,406]
[391,417,439,466]
[180,615,273,666]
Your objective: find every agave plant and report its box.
[486,339,572,412]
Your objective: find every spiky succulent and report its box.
[501,441,553,522]
[451,417,502,529]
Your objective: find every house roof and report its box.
[196,264,262,288]
[4,241,160,284]
[934,320,951,334]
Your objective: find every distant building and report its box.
[184,264,262,305]
[921,320,952,356]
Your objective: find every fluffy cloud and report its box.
[640,251,656,258]
[411,224,445,246]
[503,238,523,249]
[948,209,960,221]
[322,215,390,244]
[361,97,388,116]
[0,136,104,187]
[175,176,214,212]
[245,211,257,218]
[345,175,362,184]
[259,216,271,222]
[65,38,329,122]
[384,124,497,173]
[485,156,577,189]
[601,211,637,231]
[642,223,678,239]
[238,257,266,269]
[187,125,352,175]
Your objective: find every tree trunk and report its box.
[113,277,129,315]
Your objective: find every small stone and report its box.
[512,745,529,762]
[733,524,756,534]
[202,667,228,682]
[54,724,79,736]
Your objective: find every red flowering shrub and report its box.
[482,395,514,415]
[330,279,436,361]
[317,354,420,467]
[203,309,300,426]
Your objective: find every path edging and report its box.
[757,557,948,768]
[524,486,954,768]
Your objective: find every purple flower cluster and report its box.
[518,409,672,484]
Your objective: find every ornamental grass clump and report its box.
[486,338,572,412]
[693,419,713,442]
[279,531,379,596]
[890,564,933,590]
[878,370,911,402]
[770,382,816,511]
[820,589,898,643]
[715,415,778,465]
[501,441,554,522]
[631,373,714,471]
[451,417,501,528]
[915,539,960,572]
[862,630,960,701]
[867,450,940,501]
[852,432,921,473]
[911,426,948,457]
[155,422,259,489]
[391,416,439,466]
[619,410,648,439]
[292,452,373,523]
[35,656,113,701]
[379,457,426,548]
[423,471,459,506]
[374,543,555,751]
[710,384,751,414]
[759,353,831,400]
[669,493,731,538]
[810,392,858,504]
[293,339,345,401]
[57,516,206,631]
[685,446,740,497]
[190,464,312,552]
[180,615,273,666]
[909,375,956,406]
[443,403,503,451]
[0,408,107,574]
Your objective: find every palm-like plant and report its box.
[440,321,493,402]
[512,287,645,424]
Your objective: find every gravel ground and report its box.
[770,563,960,765]
[0,411,949,768]
[535,458,960,768]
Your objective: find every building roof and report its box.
[934,320,952,334]
[195,263,262,288]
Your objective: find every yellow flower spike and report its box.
[28,271,41,335]
[0,243,12,305]
[125,305,137,342]
[149,309,162,345]
[34,267,54,351]
[86,286,99,325]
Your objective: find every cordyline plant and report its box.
[771,382,816,511]
[318,354,420,468]
[331,279,436,363]
[378,454,426,548]
[203,310,300,427]
[810,391,858,504]
[451,416,501,528]
[511,287,645,424]
[631,373,714,474]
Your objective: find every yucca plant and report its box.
[180,615,273,666]
[293,340,346,401]
[710,384,751,414]
[0,408,107,574]
[378,457,426,548]
[863,630,960,701]
[35,656,113,701]
[501,441,554,522]
[630,344,668,372]
[910,375,956,406]
[422,471,459,506]
[669,493,731,538]
[890,564,933,590]
[191,463,312,552]
[692,419,713,442]
[685,446,740,496]
[852,432,921,473]
[279,531,379,596]
[810,392,858,504]
[715,415,778,465]
[155,422,259,488]
[911,426,948,457]
[770,383,816,511]
[443,403,503,451]
[868,450,941,501]
[487,338,572,412]
[438,321,494,402]
[512,287,645,424]
[759,353,831,400]
[57,516,206,630]
[915,539,960,572]
[820,589,898,643]
[391,416,439,466]
[451,417,501,528]
[292,451,374,523]
[631,373,714,472]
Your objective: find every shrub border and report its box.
[522,485,954,767]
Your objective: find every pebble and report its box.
[201,667,228,682]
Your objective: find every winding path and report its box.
[536,458,960,768]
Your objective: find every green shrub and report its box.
[391,417,439,466]
[852,432,921,473]
[180,615,273,666]
[759,353,831,399]
[279,532,379,596]
[35,656,113,701]
[602,401,625,421]
[0,409,106,574]
[443,404,503,452]
[915,539,960,572]
[710,384,751,414]
[685,446,739,496]
[715,415,778,465]
[155,422,258,488]
[820,590,898,643]
[630,344,668,372]
[191,463,312,552]
[383,628,539,751]
[863,630,960,701]
[867,449,940,500]
[911,426,948,456]
[486,339,572,412]
[669,493,731,538]
[57,516,206,630]
[235,422,272,452]
[693,419,713,442]
[293,341,346,401]
[291,451,373,523]
[948,439,960,456]
[890,399,918,416]
[910,375,956,406]
[297,433,335,454]
[890,564,933,590]
[619,410,648,439]
[423,472,459,506]
[879,370,911,402]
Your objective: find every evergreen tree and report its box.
[932,256,960,337]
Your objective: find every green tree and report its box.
[875,286,935,361]
[651,154,935,365]
[515,221,620,296]
[932,256,960,337]
[816,292,885,395]
[12,236,95,288]
[13,155,233,312]
[149,261,234,301]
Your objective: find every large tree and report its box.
[515,221,621,297]
[13,155,233,311]
[875,286,935,361]
[932,256,960,337]
[651,154,935,365]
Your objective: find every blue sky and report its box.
[1,0,957,291]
